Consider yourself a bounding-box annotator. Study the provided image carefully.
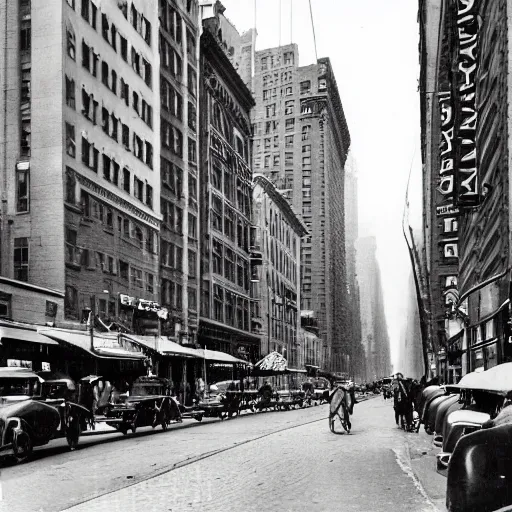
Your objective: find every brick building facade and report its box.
[418,0,512,380]
[0,0,162,332]
[197,6,260,362]
[251,174,307,367]
[158,0,200,342]
[248,44,351,372]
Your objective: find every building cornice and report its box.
[253,174,309,237]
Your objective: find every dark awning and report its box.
[0,326,58,346]
[38,328,147,360]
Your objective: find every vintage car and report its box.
[418,385,445,423]
[424,393,457,435]
[433,394,462,448]
[436,365,512,472]
[446,424,512,512]
[0,369,90,463]
[79,375,184,434]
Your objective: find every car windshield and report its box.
[0,378,38,396]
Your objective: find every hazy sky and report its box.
[221,0,423,370]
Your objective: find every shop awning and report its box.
[129,336,199,358]
[38,328,147,360]
[198,348,252,366]
[253,351,288,375]
[0,325,58,346]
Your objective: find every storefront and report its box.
[446,330,464,384]
[0,321,60,370]
[37,327,147,382]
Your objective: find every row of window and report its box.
[161,241,197,278]
[212,238,250,290]
[268,238,297,285]
[79,34,152,89]
[262,87,293,100]
[211,284,251,331]
[161,198,186,236]
[260,51,294,72]
[264,101,295,118]
[19,18,31,158]
[161,279,186,310]
[211,192,251,246]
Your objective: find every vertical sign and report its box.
[438,91,455,198]
[454,0,480,206]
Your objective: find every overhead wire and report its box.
[308,0,318,61]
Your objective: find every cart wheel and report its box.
[66,416,81,451]
[12,428,32,464]
[329,414,335,433]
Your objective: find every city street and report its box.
[0,397,444,512]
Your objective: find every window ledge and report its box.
[65,202,82,214]
[65,262,81,271]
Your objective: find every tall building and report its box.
[249,44,351,372]
[197,4,260,362]
[418,0,512,377]
[344,152,365,380]
[397,270,425,379]
[0,0,162,332]
[251,173,308,367]
[356,236,391,380]
[158,0,200,343]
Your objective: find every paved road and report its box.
[0,397,439,512]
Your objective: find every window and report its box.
[264,155,271,168]
[146,273,154,293]
[16,166,29,213]
[302,189,311,199]
[213,239,223,275]
[285,86,293,96]
[122,124,129,149]
[285,118,295,132]
[302,125,311,141]
[65,76,75,109]
[134,176,144,201]
[188,101,197,131]
[263,90,270,100]
[300,81,311,94]
[285,152,293,166]
[188,213,197,238]
[145,141,153,168]
[65,228,78,266]
[284,51,293,65]
[120,35,128,61]
[261,56,268,71]
[302,156,311,167]
[146,184,153,209]
[188,65,197,96]
[212,194,222,231]
[141,100,152,127]
[66,28,76,60]
[443,217,458,233]
[273,155,280,166]
[302,177,311,187]
[130,267,143,288]
[225,249,235,282]
[301,103,313,114]
[285,135,294,148]
[265,104,276,118]
[65,123,76,158]
[188,250,196,278]
[188,138,197,163]
[318,78,327,91]
[123,167,130,193]
[285,100,294,115]
[120,78,129,106]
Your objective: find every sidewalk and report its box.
[404,427,447,511]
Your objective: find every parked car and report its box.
[0,369,90,463]
[424,394,456,435]
[446,424,512,512]
[433,394,462,448]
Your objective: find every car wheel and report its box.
[13,428,33,464]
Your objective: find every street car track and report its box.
[58,411,329,511]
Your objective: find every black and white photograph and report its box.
[0,0,508,511]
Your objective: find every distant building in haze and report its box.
[356,236,391,380]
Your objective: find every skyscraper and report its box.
[248,44,351,372]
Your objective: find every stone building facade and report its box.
[0,0,162,332]
[251,174,308,367]
[158,0,200,342]
[418,0,512,378]
[248,44,351,372]
[198,6,260,362]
